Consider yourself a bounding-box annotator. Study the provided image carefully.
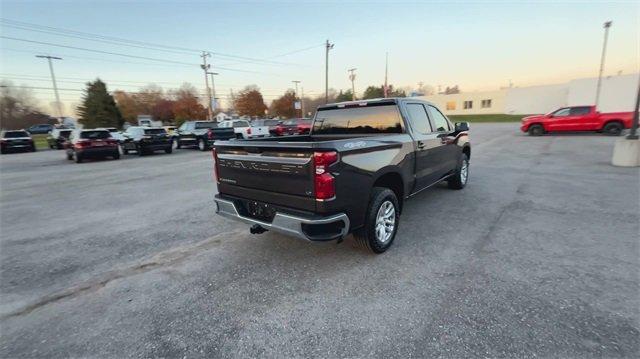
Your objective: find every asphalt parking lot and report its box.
[1,123,638,358]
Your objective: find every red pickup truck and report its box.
[520,106,634,136]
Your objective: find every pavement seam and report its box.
[0,229,243,320]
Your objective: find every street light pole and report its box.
[348,68,357,100]
[627,79,639,140]
[292,80,301,117]
[595,21,612,109]
[325,39,334,103]
[35,55,63,119]
[207,71,219,120]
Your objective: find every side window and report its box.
[405,104,432,134]
[428,105,450,132]
[570,107,590,116]
[553,108,570,117]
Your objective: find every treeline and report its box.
[0,80,56,130]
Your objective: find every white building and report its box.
[420,73,638,115]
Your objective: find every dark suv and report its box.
[121,126,172,155]
[1,130,36,154]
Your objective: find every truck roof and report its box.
[318,97,433,111]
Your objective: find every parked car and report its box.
[252,119,281,136]
[218,119,269,139]
[296,118,312,134]
[121,126,172,155]
[175,121,233,151]
[1,130,36,154]
[272,119,298,136]
[520,105,635,136]
[65,129,119,163]
[27,124,54,134]
[213,98,471,253]
[46,128,73,149]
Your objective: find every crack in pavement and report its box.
[0,229,244,320]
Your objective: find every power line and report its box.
[0,18,304,66]
[1,36,296,77]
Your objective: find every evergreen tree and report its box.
[77,79,124,128]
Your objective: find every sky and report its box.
[1,0,638,116]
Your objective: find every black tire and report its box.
[113,151,120,160]
[528,124,544,136]
[1,148,6,154]
[353,187,400,254]
[137,145,145,156]
[75,153,83,163]
[175,139,181,149]
[602,122,623,136]
[448,153,469,190]
[30,145,36,152]
[236,133,243,139]
[66,152,73,160]
[165,146,172,154]
[198,138,207,151]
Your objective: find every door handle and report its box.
[417,141,425,149]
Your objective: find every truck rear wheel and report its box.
[602,122,623,136]
[354,187,399,254]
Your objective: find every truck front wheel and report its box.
[448,153,469,190]
[354,187,399,254]
[528,124,544,136]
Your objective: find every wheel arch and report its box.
[372,170,405,212]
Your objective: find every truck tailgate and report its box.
[216,147,314,197]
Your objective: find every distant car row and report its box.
[2,118,313,161]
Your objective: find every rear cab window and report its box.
[195,122,217,129]
[233,121,250,128]
[144,128,167,135]
[4,131,30,138]
[80,131,110,139]
[313,103,403,135]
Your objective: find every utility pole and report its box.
[595,21,612,109]
[200,51,213,121]
[35,55,63,119]
[627,79,639,140]
[384,52,389,98]
[292,80,301,117]
[301,86,305,117]
[325,39,334,103]
[207,71,219,120]
[348,68,357,100]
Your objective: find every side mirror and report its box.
[455,122,469,132]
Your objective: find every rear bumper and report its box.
[214,195,350,241]
[141,142,171,151]
[76,147,117,157]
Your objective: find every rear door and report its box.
[404,102,442,189]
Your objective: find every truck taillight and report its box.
[247,128,252,135]
[212,148,220,184]
[76,139,91,148]
[313,151,338,200]
[207,129,214,140]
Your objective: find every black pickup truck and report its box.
[213,98,470,253]
[175,121,236,151]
